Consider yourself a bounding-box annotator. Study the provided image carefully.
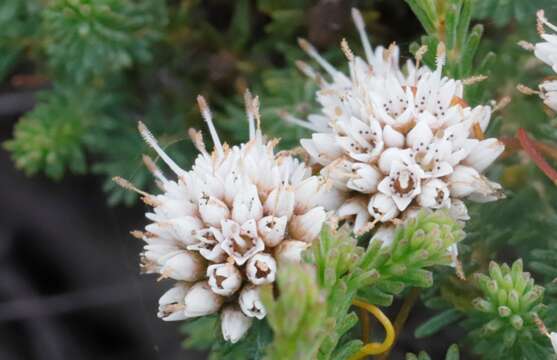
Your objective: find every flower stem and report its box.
[377,288,422,360]
[349,299,395,360]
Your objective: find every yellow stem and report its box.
[349,299,395,360]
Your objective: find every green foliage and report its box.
[306,210,464,359]
[4,86,112,179]
[406,0,494,81]
[473,0,552,26]
[43,0,167,83]
[464,260,554,359]
[360,210,465,306]
[261,262,330,360]
[406,343,460,360]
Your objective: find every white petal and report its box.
[383,125,405,148]
[158,283,190,321]
[464,138,504,173]
[184,281,224,318]
[264,186,295,219]
[418,179,450,209]
[368,193,399,222]
[288,207,326,242]
[198,195,230,227]
[207,263,243,296]
[347,163,382,193]
[239,285,266,319]
[161,251,206,282]
[221,305,253,343]
[274,240,310,263]
[257,216,287,247]
[245,253,277,285]
[232,183,263,224]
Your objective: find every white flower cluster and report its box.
[521,10,557,111]
[121,94,340,343]
[289,8,504,240]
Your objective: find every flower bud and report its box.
[448,165,482,198]
[246,253,277,285]
[406,121,433,152]
[184,281,224,318]
[383,125,405,148]
[198,194,230,227]
[274,240,310,263]
[347,163,381,193]
[368,193,399,222]
[337,197,370,233]
[264,186,295,219]
[146,216,203,245]
[378,148,409,174]
[288,207,326,242]
[448,199,469,221]
[160,250,206,282]
[371,225,396,248]
[221,305,253,343]
[418,179,450,209]
[464,138,504,173]
[257,216,287,247]
[157,283,190,321]
[239,285,266,319]
[207,263,242,296]
[232,183,263,224]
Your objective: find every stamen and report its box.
[142,155,168,183]
[130,230,146,239]
[278,111,320,131]
[435,42,446,70]
[113,176,147,196]
[196,95,224,158]
[298,37,340,78]
[351,8,374,64]
[517,84,540,95]
[517,40,535,51]
[188,128,208,156]
[252,95,262,131]
[414,45,428,68]
[138,121,186,176]
[244,89,256,140]
[295,60,324,86]
[537,10,546,35]
[492,96,511,113]
[463,75,487,85]
[340,38,354,62]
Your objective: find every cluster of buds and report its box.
[287,8,504,247]
[519,10,557,111]
[117,93,340,343]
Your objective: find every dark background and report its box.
[0,1,465,359]
[0,95,464,360]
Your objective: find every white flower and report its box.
[245,253,277,285]
[418,179,450,209]
[292,7,503,232]
[239,285,266,319]
[377,160,425,211]
[119,93,338,343]
[274,240,310,263]
[523,10,557,111]
[207,263,242,296]
[221,305,253,344]
[183,281,224,318]
[158,283,190,321]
